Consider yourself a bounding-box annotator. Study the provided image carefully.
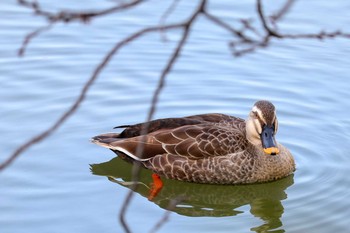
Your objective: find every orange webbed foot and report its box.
[148,173,163,201]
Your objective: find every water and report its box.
[1,0,350,232]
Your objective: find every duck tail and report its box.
[91,133,121,146]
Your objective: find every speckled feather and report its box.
[92,102,295,184]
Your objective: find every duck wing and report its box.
[92,114,246,161]
[115,113,238,138]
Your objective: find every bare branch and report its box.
[256,0,281,38]
[18,21,55,56]
[239,19,262,37]
[17,0,145,23]
[281,30,350,39]
[270,0,296,23]
[232,30,350,57]
[231,40,268,57]
[17,0,51,18]
[159,0,181,41]
[202,11,253,42]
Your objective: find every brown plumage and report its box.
[91,100,295,184]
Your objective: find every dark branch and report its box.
[202,11,253,42]
[256,0,281,38]
[232,29,350,57]
[17,0,145,22]
[270,0,296,23]
[159,0,181,41]
[18,21,55,56]
[239,19,262,37]
[281,30,350,39]
[17,0,51,18]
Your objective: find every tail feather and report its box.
[91,132,155,162]
[113,125,132,129]
[91,133,121,147]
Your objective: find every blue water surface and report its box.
[1,1,350,233]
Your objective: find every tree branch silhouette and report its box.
[18,21,55,56]
[159,0,181,42]
[2,0,350,232]
[269,0,295,24]
[18,0,144,22]
[257,0,282,38]
[230,0,350,56]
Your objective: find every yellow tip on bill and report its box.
[263,147,280,155]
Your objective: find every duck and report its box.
[91,100,295,184]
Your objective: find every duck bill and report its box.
[261,125,280,155]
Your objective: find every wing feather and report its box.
[92,113,247,161]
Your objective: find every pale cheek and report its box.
[254,119,262,135]
[247,120,260,140]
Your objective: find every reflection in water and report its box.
[91,157,294,232]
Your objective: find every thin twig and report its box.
[270,0,296,23]
[18,21,55,56]
[159,0,181,42]
[240,19,262,37]
[232,40,268,57]
[202,11,253,42]
[281,30,350,39]
[18,0,145,23]
[256,0,281,38]
[232,30,350,57]
[17,0,51,18]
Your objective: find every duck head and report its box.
[246,100,280,155]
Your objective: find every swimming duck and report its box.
[91,100,295,184]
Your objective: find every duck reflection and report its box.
[91,156,294,232]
